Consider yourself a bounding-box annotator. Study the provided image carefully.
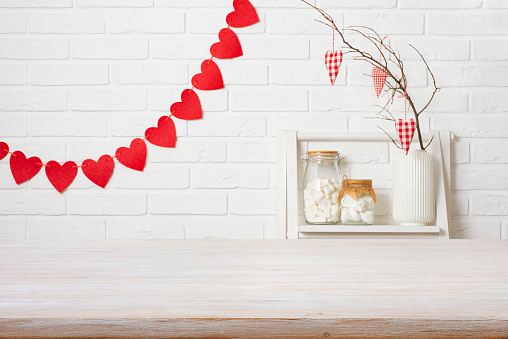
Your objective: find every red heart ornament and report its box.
[10,151,42,184]
[45,161,78,193]
[145,116,177,148]
[82,155,114,188]
[226,0,259,28]
[171,89,202,121]
[116,138,146,172]
[395,118,416,155]
[210,28,243,59]
[0,142,9,161]
[372,67,388,97]
[192,60,224,91]
[325,50,343,86]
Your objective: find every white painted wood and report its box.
[276,129,287,239]
[286,130,299,239]
[278,130,452,239]
[430,130,450,239]
[299,225,440,233]
[439,130,452,238]
[0,240,507,338]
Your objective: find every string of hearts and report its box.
[0,0,259,193]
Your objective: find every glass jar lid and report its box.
[302,150,340,161]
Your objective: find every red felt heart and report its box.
[395,118,416,155]
[192,60,224,91]
[226,0,259,28]
[82,155,114,188]
[372,67,388,98]
[10,151,42,184]
[210,28,243,59]
[170,89,202,121]
[145,116,177,148]
[45,161,78,193]
[116,138,146,172]
[0,142,9,161]
[325,50,343,86]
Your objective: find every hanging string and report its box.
[332,24,335,52]
[398,91,408,121]
[3,149,15,156]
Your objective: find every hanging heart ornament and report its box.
[325,50,343,86]
[395,118,416,155]
[372,67,388,98]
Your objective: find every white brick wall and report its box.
[0,0,507,240]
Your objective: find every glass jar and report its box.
[338,179,377,225]
[301,150,341,225]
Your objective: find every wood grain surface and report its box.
[1,240,507,338]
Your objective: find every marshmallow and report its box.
[353,199,367,213]
[360,210,374,224]
[340,193,376,225]
[348,208,362,222]
[341,195,355,208]
[304,177,341,224]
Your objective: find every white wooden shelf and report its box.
[299,225,441,233]
[277,130,452,239]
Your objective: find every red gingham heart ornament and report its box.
[372,67,387,97]
[396,118,416,155]
[325,50,342,86]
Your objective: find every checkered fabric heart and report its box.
[372,66,387,97]
[396,118,416,155]
[325,50,342,86]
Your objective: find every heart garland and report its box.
[116,138,147,172]
[0,142,9,161]
[325,50,343,86]
[170,89,202,121]
[210,28,243,59]
[226,0,259,28]
[191,60,225,91]
[0,0,258,192]
[395,118,416,155]
[145,116,177,148]
[82,155,115,188]
[46,161,78,193]
[10,151,43,184]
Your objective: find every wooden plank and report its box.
[299,225,440,233]
[297,132,433,142]
[1,318,507,338]
[1,240,507,337]
[439,130,452,239]
[276,129,287,239]
[286,130,299,239]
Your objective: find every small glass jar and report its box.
[338,179,377,225]
[301,150,341,225]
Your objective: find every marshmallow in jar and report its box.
[338,179,377,225]
[301,150,341,224]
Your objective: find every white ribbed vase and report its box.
[393,150,435,225]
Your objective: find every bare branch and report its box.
[300,0,438,150]
[423,135,435,150]
[378,126,403,149]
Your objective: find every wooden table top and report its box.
[1,240,507,338]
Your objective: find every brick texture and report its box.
[0,1,505,240]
